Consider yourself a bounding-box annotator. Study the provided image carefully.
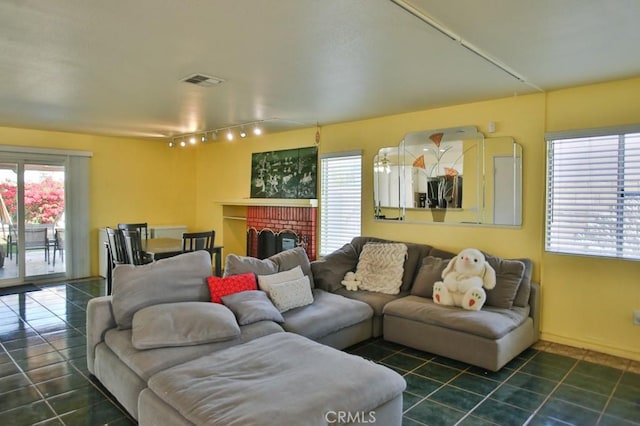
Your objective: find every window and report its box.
[545,127,640,260]
[320,151,362,256]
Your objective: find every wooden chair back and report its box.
[120,229,149,266]
[106,227,129,265]
[117,222,149,240]
[182,230,215,254]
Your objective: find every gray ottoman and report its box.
[139,333,406,426]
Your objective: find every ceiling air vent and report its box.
[181,74,224,87]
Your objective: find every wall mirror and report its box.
[374,127,522,226]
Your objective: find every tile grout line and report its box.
[453,354,536,426]
[0,336,66,424]
[595,363,626,426]
[0,284,131,424]
[521,350,585,426]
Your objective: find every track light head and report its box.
[240,127,247,138]
[253,125,262,136]
[226,130,234,141]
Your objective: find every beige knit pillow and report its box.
[355,243,408,294]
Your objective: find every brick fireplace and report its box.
[246,205,317,260]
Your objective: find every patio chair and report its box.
[52,228,65,266]
[7,224,50,264]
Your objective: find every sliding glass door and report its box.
[0,157,66,286]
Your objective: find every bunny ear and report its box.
[442,256,457,277]
[482,261,497,289]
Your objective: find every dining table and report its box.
[142,238,223,277]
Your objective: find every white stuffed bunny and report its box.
[433,248,496,311]
[341,271,361,291]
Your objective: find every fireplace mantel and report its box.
[216,198,318,208]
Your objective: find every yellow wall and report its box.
[541,77,640,360]
[196,77,640,361]
[3,75,639,361]
[0,126,198,274]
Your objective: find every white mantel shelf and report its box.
[216,198,318,208]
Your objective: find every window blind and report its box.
[320,152,362,256]
[545,131,640,260]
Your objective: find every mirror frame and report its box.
[374,127,522,226]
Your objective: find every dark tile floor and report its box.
[0,278,638,425]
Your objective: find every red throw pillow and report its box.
[207,273,257,303]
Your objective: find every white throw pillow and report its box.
[268,276,314,313]
[355,243,408,295]
[257,265,304,293]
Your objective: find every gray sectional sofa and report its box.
[87,238,539,424]
[312,237,540,372]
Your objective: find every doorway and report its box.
[0,158,66,287]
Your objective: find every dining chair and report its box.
[182,230,215,255]
[117,222,149,240]
[106,227,130,293]
[121,229,154,266]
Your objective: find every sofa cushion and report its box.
[268,276,314,313]
[145,333,405,426]
[383,295,530,339]
[410,256,450,298]
[221,290,284,325]
[281,289,373,340]
[207,272,258,303]
[513,258,533,308]
[311,243,359,292]
[257,265,304,293]
[269,247,315,288]
[334,288,406,316]
[351,237,433,292]
[131,302,240,350]
[482,254,526,309]
[104,321,284,381]
[112,251,212,329]
[355,243,408,295]
[224,253,278,277]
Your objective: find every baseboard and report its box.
[540,332,640,362]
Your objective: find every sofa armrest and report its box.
[86,296,116,375]
[528,282,540,341]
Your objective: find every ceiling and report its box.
[0,0,639,141]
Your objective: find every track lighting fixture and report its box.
[168,119,271,147]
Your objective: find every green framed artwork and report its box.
[250,146,317,199]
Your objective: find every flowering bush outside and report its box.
[0,177,64,224]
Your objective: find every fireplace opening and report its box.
[245,205,317,260]
[249,228,299,259]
